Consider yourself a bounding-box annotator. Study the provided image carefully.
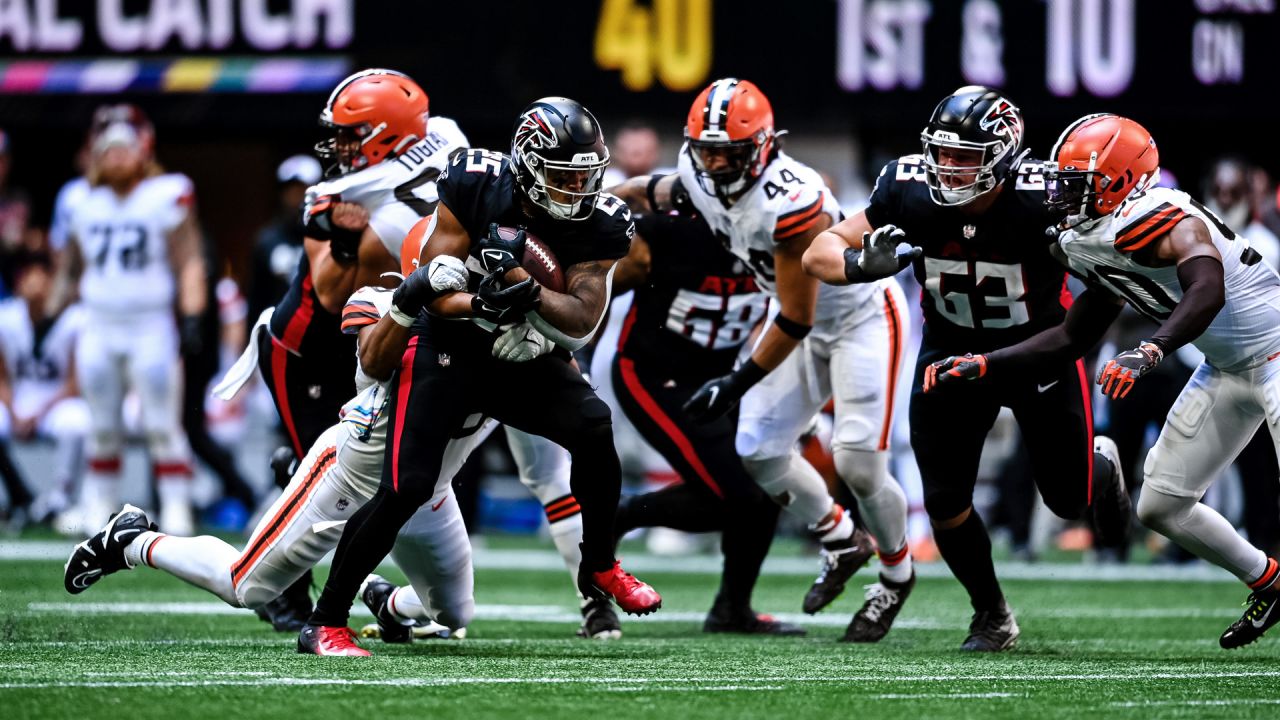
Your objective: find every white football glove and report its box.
[492,322,554,362]
[426,255,468,293]
[859,224,916,276]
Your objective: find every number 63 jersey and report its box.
[1057,186,1280,372]
[69,173,193,318]
[865,154,1068,353]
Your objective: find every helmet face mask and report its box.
[684,78,775,203]
[1043,163,1102,222]
[920,137,1002,206]
[688,136,761,200]
[511,99,610,222]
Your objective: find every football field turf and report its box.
[2,539,1279,719]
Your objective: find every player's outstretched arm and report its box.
[611,232,652,294]
[525,259,617,352]
[804,211,870,284]
[608,175,677,215]
[805,210,921,285]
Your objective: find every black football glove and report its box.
[304,194,363,263]
[843,224,921,283]
[681,360,768,423]
[471,271,541,326]
[178,314,204,357]
[923,353,988,393]
[1097,342,1163,400]
[478,223,525,275]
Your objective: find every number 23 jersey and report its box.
[865,154,1067,353]
[1057,186,1280,372]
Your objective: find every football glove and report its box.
[923,353,988,393]
[390,256,469,326]
[1097,342,1163,400]
[305,195,367,263]
[844,224,921,283]
[471,272,541,326]
[681,359,768,423]
[478,223,525,275]
[178,314,203,356]
[492,323,554,362]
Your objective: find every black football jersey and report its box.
[618,212,768,384]
[269,254,357,368]
[438,148,634,278]
[865,155,1069,353]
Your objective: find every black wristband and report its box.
[773,313,812,340]
[843,247,871,283]
[731,358,768,391]
[646,174,666,213]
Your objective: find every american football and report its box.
[5,3,1280,720]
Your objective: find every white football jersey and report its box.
[304,117,468,259]
[337,285,396,453]
[69,174,192,317]
[677,148,883,324]
[0,299,84,415]
[1058,186,1280,371]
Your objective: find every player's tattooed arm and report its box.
[525,259,617,351]
[611,232,652,294]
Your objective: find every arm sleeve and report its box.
[1148,255,1226,352]
[986,288,1124,374]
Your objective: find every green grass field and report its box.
[2,536,1278,720]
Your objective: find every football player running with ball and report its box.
[296,98,661,655]
[616,78,914,642]
[925,114,1280,649]
[804,87,1131,651]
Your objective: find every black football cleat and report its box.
[63,504,155,594]
[1220,583,1280,649]
[803,526,875,614]
[297,624,370,657]
[577,597,623,640]
[269,446,298,489]
[1091,436,1133,549]
[255,573,313,633]
[704,605,806,636]
[842,572,916,643]
[360,574,413,644]
[960,601,1020,652]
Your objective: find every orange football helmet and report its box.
[1046,113,1159,220]
[400,215,433,277]
[684,78,775,200]
[316,69,429,175]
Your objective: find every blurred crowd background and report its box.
[1,0,1278,562]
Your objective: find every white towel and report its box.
[211,308,274,401]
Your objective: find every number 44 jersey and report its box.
[1058,186,1280,372]
[865,154,1067,353]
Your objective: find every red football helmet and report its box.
[316,69,429,175]
[685,78,775,201]
[1046,113,1160,220]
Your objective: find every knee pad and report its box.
[1142,441,1190,500]
[832,414,878,454]
[833,447,890,497]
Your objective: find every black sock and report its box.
[565,432,625,573]
[934,510,1004,612]
[715,495,779,611]
[309,487,415,628]
[616,484,722,535]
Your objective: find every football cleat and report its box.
[297,625,371,657]
[63,504,155,595]
[586,561,662,616]
[577,597,623,640]
[1091,436,1132,549]
[803,526,875,614]
[256,572,314,633]
[842,572,916,643]
[359,574,413,644]
[359,620,460,640]
[703,605,806,636]
[1220,582,1280,649]
[960,601,1020,652]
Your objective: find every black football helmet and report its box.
[920,86,1027,207]
[510,98,610,221]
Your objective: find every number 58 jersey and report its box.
[677,148,882,326]
[69,173,193,319]
[1058,186,1280,372]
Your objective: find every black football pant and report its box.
[911,344,1103,611]
[310,335,622,627]
[612,356,779,612]
[255,330,355,473]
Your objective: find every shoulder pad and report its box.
[1112,190,1189,253]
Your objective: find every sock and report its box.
[544,496,586,599]
[834,448,910,569]
[878,543,913,584]
[563,433,622,573]
[811,503,854,544]
[716,495,779,611]
[310,487,416,628]
[1250,558,1279,591]
[125,531,241,606]
[615,484,722,535]
[83,457,121,512]
[386,586,428,624]
[934,510,1004,612]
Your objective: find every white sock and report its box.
[811,504,854,544]
[548,511,585,599]
[387,586,428,624]
[878,544,914,584]
[125,531,241,606]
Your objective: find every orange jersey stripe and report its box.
[231,448,336,587]
[1115,204,1186,252]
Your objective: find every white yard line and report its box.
[0,540,1239,583]
[1112,699,1280,707]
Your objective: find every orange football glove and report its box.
[924,353,988,393]
[1097,343,1162,399]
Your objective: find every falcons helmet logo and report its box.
[979,98,1023,147]
[514,107,559,151]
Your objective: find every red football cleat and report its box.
[297,624,372,656]
[591,561,662,616]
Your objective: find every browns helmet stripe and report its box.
[702,78,740,135]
